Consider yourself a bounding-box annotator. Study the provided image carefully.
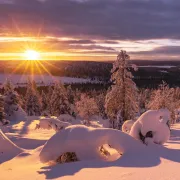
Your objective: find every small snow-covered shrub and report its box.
[130,109,170,145]
[122,120,135,133]
[56,152,78,164]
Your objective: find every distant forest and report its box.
[1,60,180,88]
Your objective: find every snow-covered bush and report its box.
[39,125,144,164]
[35,118,71,132]
[122,120,135,133]
[130,109,170,145]
[76,94,99,125]
[147,82,176,125]
[105,51,139,129]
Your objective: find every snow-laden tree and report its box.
[139,88,152,113]
[4,91,20,118]
[41,90,49,116]
[3,78,14,94]
[67,85,75,104]
[95,93,107,119]
[25,79,42,116]
[76,94,99,125]
[50,82,71,116]
[67,85,76,117]
[0,95,8,125]
[147,82,175,124]
[105,50,139,129]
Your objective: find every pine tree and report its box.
[50,82,71,116]
[41,90,49,116]
[95,92,107,118]
[3,78,14,94]
[25,79,42,116]
[4,91,20,119]
[105,50,139,129]
[0,95,8,125]
[67,85,75,117]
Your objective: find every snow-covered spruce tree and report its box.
[66,85,76,117]
[3,78,14,94]
[95,92,107,119]
[25,79,42,116]
[147,81,175,125]
[0,95,8,125]
[139,88,152,114]
[4,91,22,121]
[50,82,71,116]
[41,90,49,116]
[75,94,99,125]
[105,50,139,129]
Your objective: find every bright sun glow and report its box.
[24,50,40,60]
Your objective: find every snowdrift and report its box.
[122,120,135,133]
[130,109,170,144]
[0,129,22,163]
[39,125,145,163]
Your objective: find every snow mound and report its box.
[39,125,144,163]
[36,118,71,132]
[122,120,135,133]
[0,129,22,163]
[130,109,170,145]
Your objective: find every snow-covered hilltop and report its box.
[0,117,180,180]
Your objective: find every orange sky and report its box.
[1,35,180,61]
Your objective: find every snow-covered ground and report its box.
[0,117,180,180]
[138,65,176,68]
[0,74,102,87]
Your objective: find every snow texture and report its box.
[39,125,144,163]
[130,109,170,144]
[0,129,22,163]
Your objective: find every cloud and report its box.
[0,0,180,40]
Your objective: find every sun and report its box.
[24,50,40,60]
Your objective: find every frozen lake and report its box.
[0,73,101,87]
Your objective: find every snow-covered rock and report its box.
[130,109,170,145]
[122,120,135,133]
[39,125,144,163]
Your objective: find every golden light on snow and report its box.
[23,50,41,60]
